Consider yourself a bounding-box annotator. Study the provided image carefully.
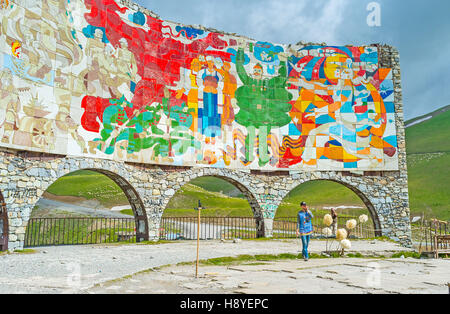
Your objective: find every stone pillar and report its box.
[262,218,273,238]
[378,45,412,246]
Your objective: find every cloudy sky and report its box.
[134,0,449,120]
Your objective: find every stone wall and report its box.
[1,135,412,251]
[0,0,412,251]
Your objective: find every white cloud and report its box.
[244,0,351,45]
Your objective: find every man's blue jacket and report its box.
[297,210,314,235]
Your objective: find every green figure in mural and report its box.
[234,48,292,166]
[95,95,198,158]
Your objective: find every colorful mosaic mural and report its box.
[0,0,399,171]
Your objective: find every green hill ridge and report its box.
[405,104,450,220]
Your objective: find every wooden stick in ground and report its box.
[196,207,200,278]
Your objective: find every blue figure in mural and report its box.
[253,41,284,75]
[129,11,146,26]
[198,56,223,139]
[175,26,205,40]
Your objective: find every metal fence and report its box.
[412,219,449,253]
[159,216,259,240]
[273,215,376,239]
[24,217,136,247]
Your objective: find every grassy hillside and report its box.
[407,152,450,220]
[405,104,450,220]
[45,170,129,208]
[164,182,252,217]
[167,177,366,218]
[405,106,450,154]
[184,176,244,198]
[405,105,450,128]
[276,181,366,217]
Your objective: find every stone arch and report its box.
[156,167,267,237]
[21,157,151,243]
[0,191,8,251]
[277,178,382,236]
[77,168,149,242]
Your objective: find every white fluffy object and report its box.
[336,228,348,240]
[323,214,333,227]
[346,219,357,230]
[341,239,351,249]
[322,227,333,237]
[359,214,369,224]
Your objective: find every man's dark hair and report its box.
[300,201,306,206]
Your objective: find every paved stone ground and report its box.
[1,239,447,294]
[88,258,450,295]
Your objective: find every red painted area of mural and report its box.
[81,96,111,132]
[81,0,229,131]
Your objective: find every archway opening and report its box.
[0,192,8,251]
[161,176,263,240]
[274,179,381,239]
[25,169,148,247]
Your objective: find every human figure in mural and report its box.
[198,56,223,140]
[13,93,55,150]
[111,38,138,101]
[84,28,112,95]
[21,33,53,83]
[0,0,9,10]
[92,89,196,161]
[55,102,87,154]
[216,61,237,128]
[286,47,395,168]
[160,87,197,160]
[92,96,164,157]
[0,68,19,144]
[162,87,174,158]
[176,57,202,134]
[1,44,53,149]
[234,46,292,167]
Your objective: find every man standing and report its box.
[330,208,338,236]
[296,201,314,261]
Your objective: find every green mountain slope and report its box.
[164,182,252,217]
[45,170,129,207]
[275,180,366,217]
[405,105,450,220]
[407,152,450,220]
[405,106,450,154]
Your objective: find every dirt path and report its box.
[34,196,131,218]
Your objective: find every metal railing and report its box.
[273,215,376,239]
[159,216,259,240]
[24,217,136,247]
[412,219,449,253]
